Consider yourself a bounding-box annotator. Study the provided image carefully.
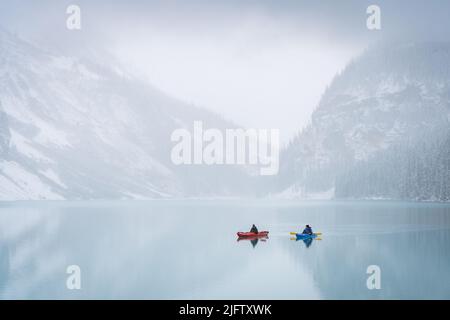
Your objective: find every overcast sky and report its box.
[1,0,450,143]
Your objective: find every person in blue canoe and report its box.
[302,224,313,235]
[250,224,259,234]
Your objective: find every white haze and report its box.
[0,1,366,144]
[1,1,450,200]
[112,19,361,144]
[3,0,450,143]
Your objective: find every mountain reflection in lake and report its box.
[0,200,449,299]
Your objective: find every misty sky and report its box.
[1,0,450,143]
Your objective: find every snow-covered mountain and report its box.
[0,28,251,200]
[0,102,9,155]
[277,42,450,199]
[2,30,448,201]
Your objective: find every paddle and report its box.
[290,232,322,236]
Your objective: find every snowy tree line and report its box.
[336,127,450,201]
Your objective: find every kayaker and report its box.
[250,224,258,234]
[302,225,313,235]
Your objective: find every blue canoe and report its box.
[296,233,318,240]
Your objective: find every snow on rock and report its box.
[10,130,53,163]
[0,161,64,200]
[0,27,251,200]
[269,185,335,200]
[278,42,450,199]
[39,168,67,189]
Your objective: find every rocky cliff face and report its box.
[277,42,450,199]
[0,28,251,200]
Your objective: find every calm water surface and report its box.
[0,200,449,299]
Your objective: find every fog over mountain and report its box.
[0,28,252,200]
[276,42,450,201]
[1,24,449,200]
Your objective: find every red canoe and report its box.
[237,231,269,238]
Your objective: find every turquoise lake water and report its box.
[0,200,449,299]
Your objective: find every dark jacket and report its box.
[302,227,313,235]
[250,225,258,234]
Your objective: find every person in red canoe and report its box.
[302,225,313,235]
[250,224,259,234]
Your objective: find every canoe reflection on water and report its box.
[300,237,313,248]
[291,235,319,248]
[237,235,269,248]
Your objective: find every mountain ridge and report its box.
[276,41,450,200]
[0,28,252,200]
